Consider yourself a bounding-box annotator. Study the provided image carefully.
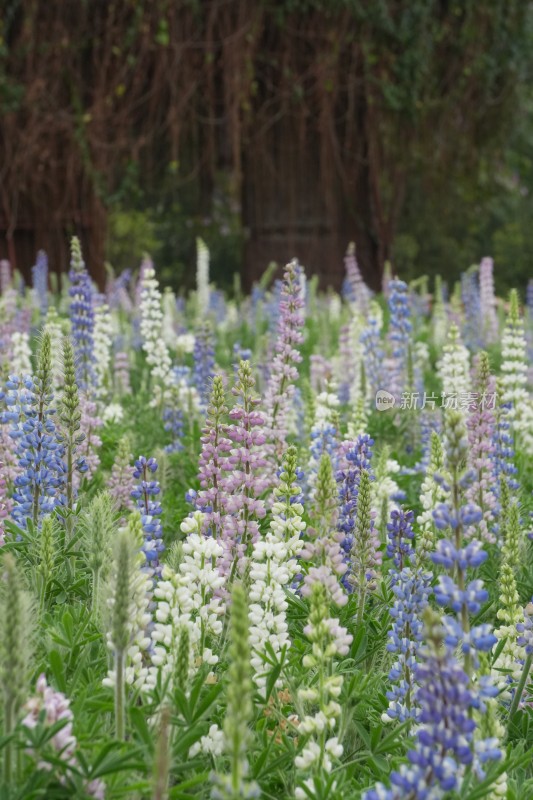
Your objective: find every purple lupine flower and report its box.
[263,260,305,468]
[69,237,95,389]
[131,455,164,574]
[0,285,18,370]
[73,395,102,489]
[219,361,268,577]
[344,242,370,314]
[113,351,131,395]
[310,354,333,394]
[465,353,498,543]
[22,674,106,797]
[108,436,135,517]
[192,374,232,538]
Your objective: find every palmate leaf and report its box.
[81,740,146,778]
[169,772,210,799]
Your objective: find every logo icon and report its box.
[375,389,395,411]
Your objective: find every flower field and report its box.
[1,242,533,800]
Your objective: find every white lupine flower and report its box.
[93,303,113,398]
[162,287,178,347]
[170,368,201,415]
[145,514,225,695]
[314,389,340,422]
[518,400,533,456]
[180,511,204,535]
[307,386,339,502]
[413,340,430,376]
[139,267,172,400]
[219,301,238,332]
[44,307,67,390]
[247,460,304,693]
[295,582,350,795]
[103,403,124,423]
[479,257,499,344]
[501,293,528,433]
[103,542,152,691]
[189,724,224,757]
[372,455,403,531]
[296,778,318,800]
[196,238,210,315]
[325,737,343,758]
[416,434,449,561]
[437,323,470,401]
[295,741,321,770]
[299,710,330,735]
[176,333,196,353]
[329,294,341,320]
[11,331,32,376]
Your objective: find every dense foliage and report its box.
[1,1,531,287]
[0,243,533,799]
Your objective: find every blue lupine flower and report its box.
[461,269,482,350]
[383,509,431,723]
[492,400,520,501]
[364,613,501,800]
[32,250,48,318]
[131,455,164,574]
[360,317,384,400]
[435,575,488,614]
[1,374,64,528]
[193,325,215,409]
[163,406,184,453]
[69,238,95,389]
[431,539,487,571]
[387,279,412,399]
[517,601,533,655]
[336,434,373,554]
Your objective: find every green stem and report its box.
[91,569,100,614]
[3,696,14,784]
[39,573,48,615]
[453,467,471,677]
[509,653,532,719]
[115,649,126,740]
[356,579,366,628]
